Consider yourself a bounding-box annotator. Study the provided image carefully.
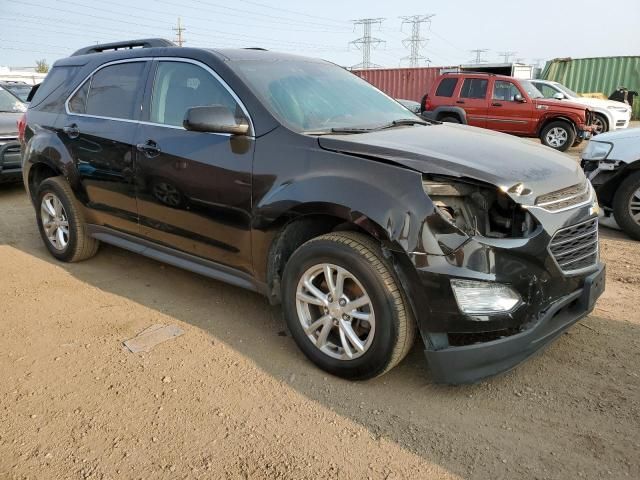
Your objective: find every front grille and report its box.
[535,180,591,212]
[549,218,599,274]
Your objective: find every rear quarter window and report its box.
[435,78,458,97]
[29,66,79,108]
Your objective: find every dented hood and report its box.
[318,123,584,203]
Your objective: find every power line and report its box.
[173,17,186,47]
[350,18,386,69]
[469,49,489,63]
[399,14,435,67]
[498,51,517,63]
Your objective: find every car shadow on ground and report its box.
[2,184,639,479]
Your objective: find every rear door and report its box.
[486,79,534,134]
[457,77,488,128]
[133,59,254,273]
[60,60,150,234]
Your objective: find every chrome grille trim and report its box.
[535,180,592,212]
[549,218,599,274]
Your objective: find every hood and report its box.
[533,98,588,112]
[570,96,632,112]
[318,123,584,204]
[590,127,640,142]
[0,112,21,137]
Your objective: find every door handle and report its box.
[492,102,503,107]
[456,100,465,104]
[62,124,80,139]
[136,140,161,158]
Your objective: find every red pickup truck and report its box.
[421,73,594,151]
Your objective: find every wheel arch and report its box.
[537,115,577,137]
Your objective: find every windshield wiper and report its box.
[380,118,428,128]
[305,118,429,135]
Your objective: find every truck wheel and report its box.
[540,121,576,152]
[440,115,461,124]
[613,171,640,241]
[282,232,416,380]
[592,114,609,135]
[35,176,99,262]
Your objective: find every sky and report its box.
[1,0,639,70]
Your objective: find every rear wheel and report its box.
[36,177,99,262]
[282,232,415,380]
[540,121,576,152]
[613,171,640,241]
[592,113,609,135]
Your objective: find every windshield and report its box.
[4,84,32,102]
[0,87,26,113]
[519,80,544,99]
[232,60,419,132]
[555,83,579,98]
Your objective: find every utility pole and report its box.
[469,49,489,64]
[349,18,385,69]
[173,17,186,47]
[399,14,435,67]
[498,51,517,63]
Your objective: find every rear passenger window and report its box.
[150,61,239,127]
[69,62,146,119]
[460,79,488,99]
[435,78,458,97]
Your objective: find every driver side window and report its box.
[492,81,522,102]
[150,61,240,127]
[537,83,559,99]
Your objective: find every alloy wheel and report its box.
[295,263,375,360]
[545,127,568,148]
[592,116,606,135]
[40,193,69,251]
[629,187,640,226]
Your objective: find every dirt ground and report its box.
[1,139,639,479]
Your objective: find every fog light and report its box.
[450,280,521,315]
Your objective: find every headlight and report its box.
[607,105,630,112]
[582,141,612,160]
[451,279,521,315]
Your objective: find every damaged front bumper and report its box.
[424,264,605,384]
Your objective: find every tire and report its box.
[35,176,99,262]
[440,115,461,124]
[540,121,576,152]
[282,231,416,380]
[613,171,640,241]
[592,113,609,135]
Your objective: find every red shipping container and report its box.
[352,67,450,102]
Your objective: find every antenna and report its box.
[350,18,386,69]
[399,14,435,67]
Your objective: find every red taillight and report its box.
[17,113,26,144]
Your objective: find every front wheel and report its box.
[613,171,640,241]
[592,113,609,135]
[540,121,576,152]
[282,232,416,380]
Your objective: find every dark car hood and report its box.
[0,112,21,137]
[318,123,585,204]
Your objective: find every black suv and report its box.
[21,39,605,384]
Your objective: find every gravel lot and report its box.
[1,139,639,479]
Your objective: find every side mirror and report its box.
[514,94,526,103]
[552,92,565,100]
[183,105,249,135]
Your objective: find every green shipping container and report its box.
[541,56,640,120]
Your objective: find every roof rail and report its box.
[443,71,497,76]
[243,47,268,51]
[71,38,176,57]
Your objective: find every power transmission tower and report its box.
[173,17,186,47]
[498,51,517,63]
[349,18,386,69]
[399,14,435,67]
[469,49,489,64]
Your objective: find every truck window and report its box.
[460,79,488,99]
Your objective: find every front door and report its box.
[134,59,254,274]
[486,79,534,134]
[60,60,150,234]
[457,77,489,128]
